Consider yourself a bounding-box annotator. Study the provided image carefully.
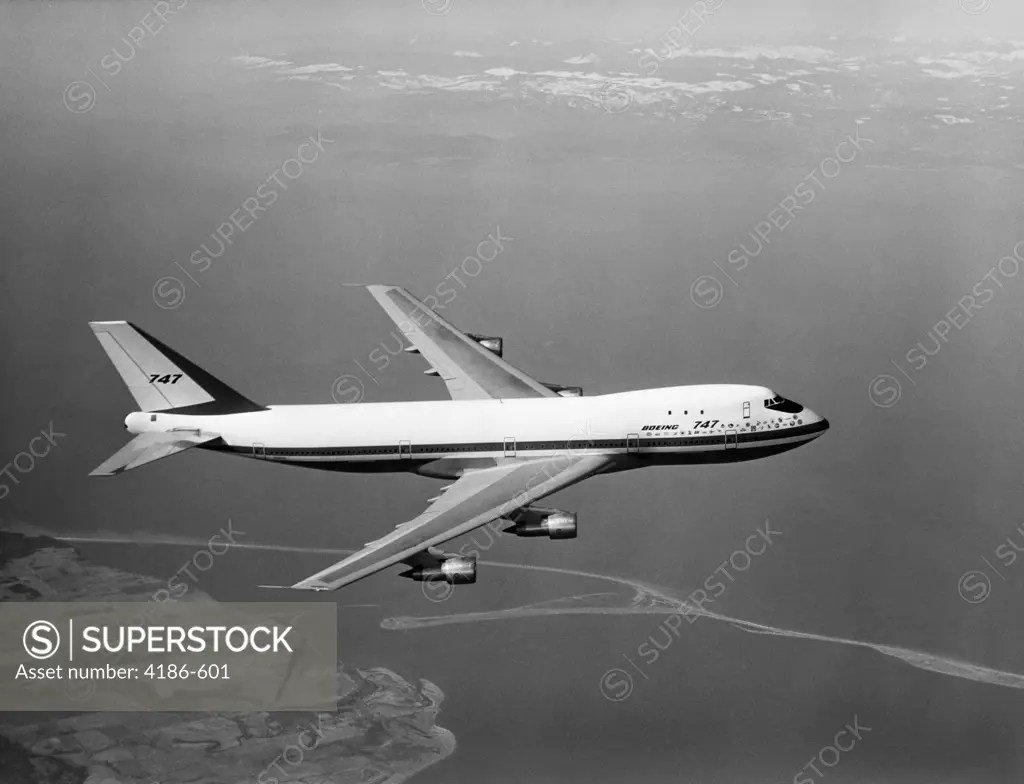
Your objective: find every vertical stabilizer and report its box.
[88,321,265,414]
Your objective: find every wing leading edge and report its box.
[280,452,611,591]
[366,284,557,400]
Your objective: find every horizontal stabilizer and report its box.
[90,431,219,476]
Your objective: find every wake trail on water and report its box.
[27,528,1024,691]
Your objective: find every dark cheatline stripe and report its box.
[207,418,827,460]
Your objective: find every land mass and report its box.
[0,531,455,784]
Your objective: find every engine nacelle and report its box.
[503,507,577,539]
[400,554,476,583]
[543,382,583,397]
[466,333,503,357]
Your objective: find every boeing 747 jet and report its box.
[89,285,829,591]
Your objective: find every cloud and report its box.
[233,55,294,69]
[668,45,841,63]
[227,43,1016,132]
[277,63,354,75]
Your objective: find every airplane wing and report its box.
[366,284,558,400]
[278,452,611,591]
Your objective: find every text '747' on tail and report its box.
[88,321,265,476]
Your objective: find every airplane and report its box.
[88,284,829,592]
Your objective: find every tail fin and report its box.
[90,431,219,476]
[89,321,265,415]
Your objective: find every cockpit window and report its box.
[764,395,804,414]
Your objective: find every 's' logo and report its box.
[23,620,60,660]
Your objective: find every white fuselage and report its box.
[126,384,828,479]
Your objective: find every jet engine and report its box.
[466,333,503,356]
[399,553,477,583]
[543,383,583,397]
[503,506,577,539]
[407,334,502,357]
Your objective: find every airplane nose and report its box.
[806,410,829,436]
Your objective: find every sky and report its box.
[2,1,1024,782]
